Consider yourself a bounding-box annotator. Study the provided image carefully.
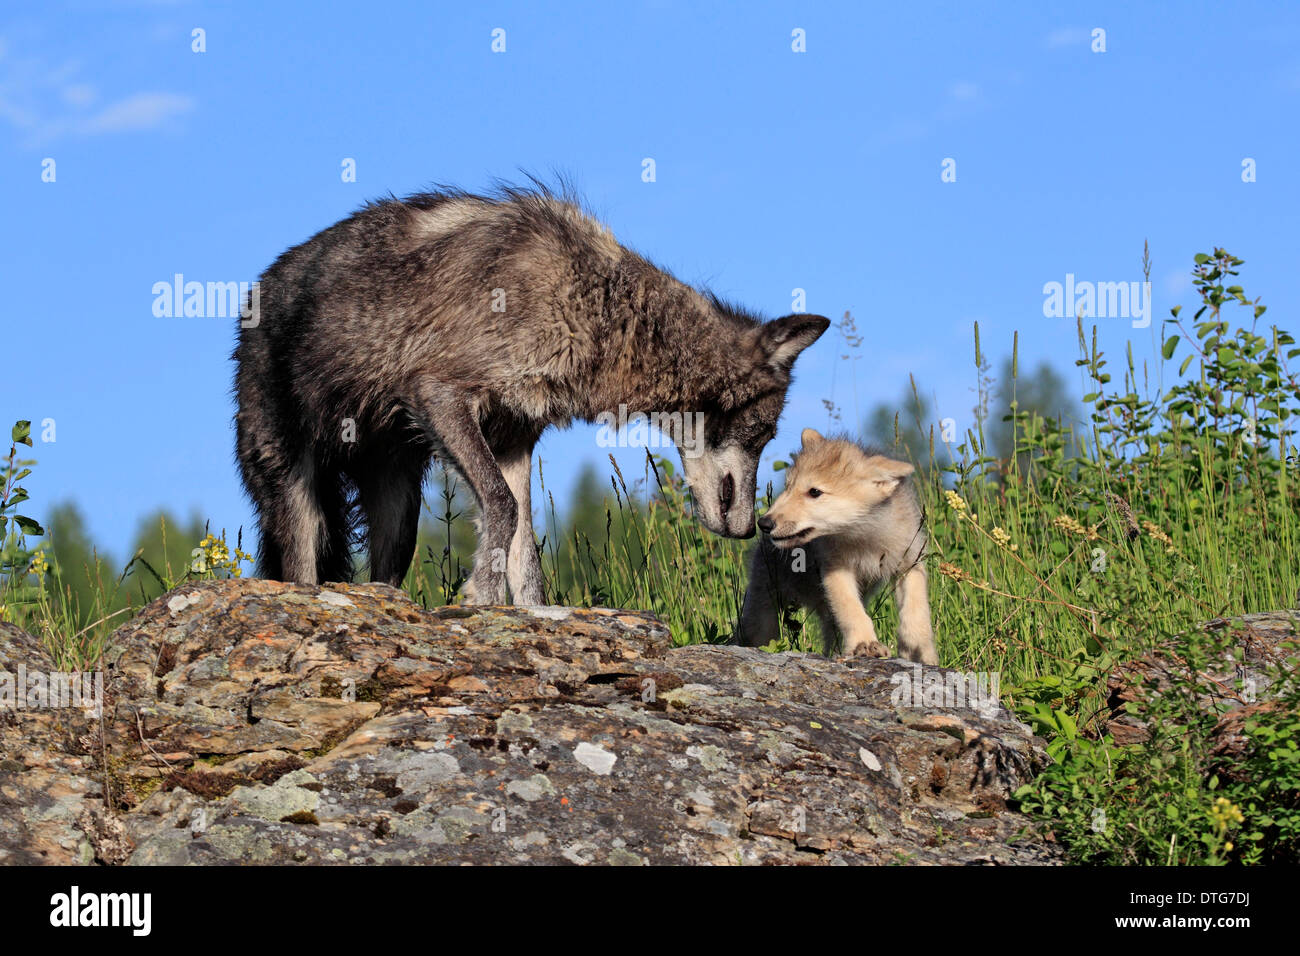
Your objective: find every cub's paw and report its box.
[850,640,889,659]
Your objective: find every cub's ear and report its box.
[800,428,824,448]
[866,456,914,494]
[759,314,830,373]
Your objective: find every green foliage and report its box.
[43,502,112,631]
[401,462,476,607]
[1009,646,1111,761]
[989,249,1299,864]
[2,447,253,667]
[1014,621,1300,865]
[1226,682,1300,863]
[0,421,47,618]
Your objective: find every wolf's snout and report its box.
[757,513,774,534]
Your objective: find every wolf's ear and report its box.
[800,428,824,448]
[867,457,914,494]
[759,314,830,373]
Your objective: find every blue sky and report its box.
[4,1,1299,560]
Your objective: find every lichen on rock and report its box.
[1,580,1060,865]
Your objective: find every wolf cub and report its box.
[734,429,938,664]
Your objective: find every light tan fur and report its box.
[734,429,939,664]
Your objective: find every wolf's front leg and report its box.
[463,486,515,605]
[823,568,887,658]
[734,545,784,646]
[735,578,780,647]
[507,517,544,605]
[894,564,939,665]
[499,446,545,605]
[419,387,515,605]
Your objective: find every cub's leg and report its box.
[894,564,939,665]
[822,567,887,658]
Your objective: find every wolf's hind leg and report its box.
[261,455,338,585]
[356,445,427,588]
[894,564,939,665]
[417,388,515,605]
[315,469,354,583]
[823,567,887,658]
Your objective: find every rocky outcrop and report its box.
[1,580,1057,865]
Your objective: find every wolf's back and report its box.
[236,187,628,380]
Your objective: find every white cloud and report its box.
[80,91,192,134]
[0,36,193,145]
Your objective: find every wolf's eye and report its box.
[808,488,823,498]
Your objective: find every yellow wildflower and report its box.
[28,550,51,580]
[190,531,254,579]
[1210,796,1244,830]
[990,526,1017,551]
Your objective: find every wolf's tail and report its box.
[233,313,353,584]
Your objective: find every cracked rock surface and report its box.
[1,579,1058,865]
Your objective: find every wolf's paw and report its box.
[510,570,546,606]
[464,570,508,605]
[850,640,889,659]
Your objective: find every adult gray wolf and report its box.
[233,184,828,603]
[734,429,938,663]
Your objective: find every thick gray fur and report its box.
[234,183,828,603]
